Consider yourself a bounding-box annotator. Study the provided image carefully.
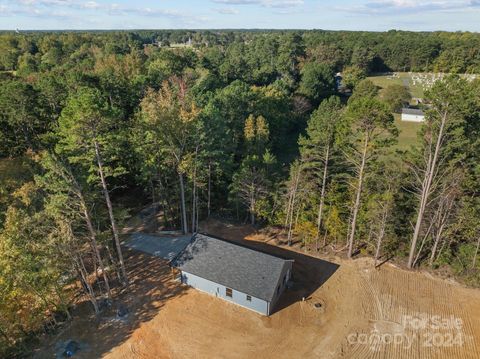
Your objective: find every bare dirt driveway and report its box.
[36,220,480,359]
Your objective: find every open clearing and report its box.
[35,220,480,359]
[393,114,421,151]
[367,72,478,99]
[368,72,428,98]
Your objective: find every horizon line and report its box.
[0,28,478,34]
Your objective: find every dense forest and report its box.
[1,30,480,357]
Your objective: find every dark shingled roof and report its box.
[402,108,425,116]
[171,234,291,302]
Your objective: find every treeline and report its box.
[1,29,480,75]
[0,30,479,357]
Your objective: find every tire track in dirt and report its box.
[36,221,480,359]
[341,263,480,359]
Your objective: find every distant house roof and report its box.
[171,234,292,302]
[402,108,425,116]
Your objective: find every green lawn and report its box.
[366,73,424,150]
[367,72,426,98]
[368,72,479,100]
[394,114,422,151]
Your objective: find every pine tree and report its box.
[407,77,472,268]
[298,96,344,250]
[56,87,128,285]
[343,97,397,258]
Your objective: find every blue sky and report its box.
[1,0,480,31]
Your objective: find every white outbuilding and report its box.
[401,108,425,122]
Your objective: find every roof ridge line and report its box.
[196,232,292,261]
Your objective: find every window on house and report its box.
[246,295,252,302]
[226,287,233,297]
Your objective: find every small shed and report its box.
[171,234,293,316]
[401,108,425,122]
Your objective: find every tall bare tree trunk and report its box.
[81,201,112,299]
[51,156,114,296]
[191,149,198,233]
[429,232,441,267]
[315,144,330,251]
[413,234,429,268]
[196,190,200,232]
[412,218,435,268]
[159,176,172,228]
[105,245,122,283]
[73,253,99,314]
[374,210,388,267]
[284,190,293,228]
[347,133,369,258]
[94,140,128,285]
[250,192,256,226]
[191,182,197,233]
[65,222,99,315]
[287,167,301,246]
[429,212,449,266]
[178,172,188,234]
[436,238,448,263]
[91,248,101,294]
[408,112,447,268]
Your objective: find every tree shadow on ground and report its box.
[33,247,188,359]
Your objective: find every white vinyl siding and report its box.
[401,113,425,122]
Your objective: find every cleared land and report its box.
[394,114,422,151]
[368,72,478,99]
[367,72,426,150]
[34,219,480,359]
[368,72,428,98]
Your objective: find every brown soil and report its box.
[35,219,480,359]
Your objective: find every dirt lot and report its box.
[35,220,480,359]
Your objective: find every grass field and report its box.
[368,72,479,100]
[366,72,424,150]
[394,114,422,151]
[367,72,426,98]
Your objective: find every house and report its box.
[171,233,294,316]
[401,108,425,122]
